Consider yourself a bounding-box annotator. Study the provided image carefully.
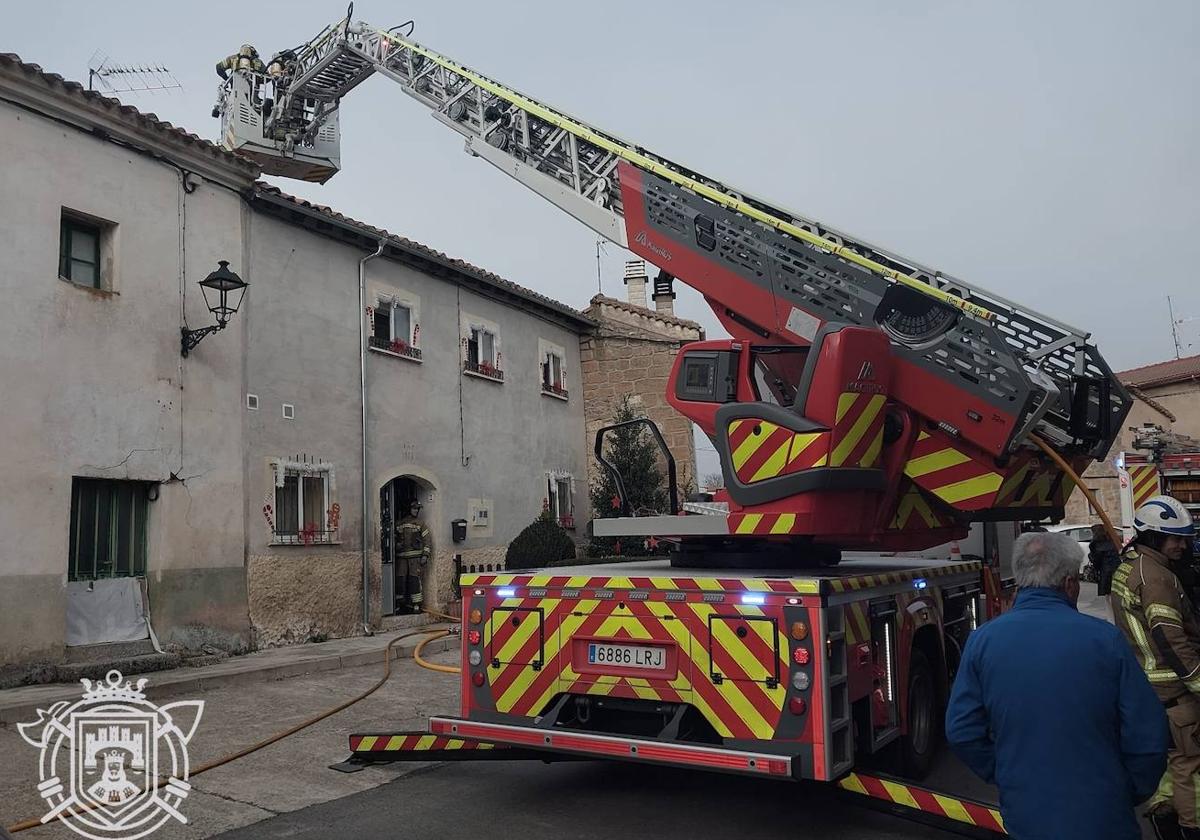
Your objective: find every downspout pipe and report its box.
[360,239,386,632]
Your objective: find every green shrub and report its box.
[506,514,577,570]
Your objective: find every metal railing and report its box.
[463,359,504,381]
[369,335,423,360]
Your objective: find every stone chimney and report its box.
[623,260,648,309]
[652,270,676,316]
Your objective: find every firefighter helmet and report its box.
[1133,494,1195,536]
[239,44,258,57]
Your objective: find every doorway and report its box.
[381,476,427,615]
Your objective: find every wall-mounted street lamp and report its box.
[181,260,248,357]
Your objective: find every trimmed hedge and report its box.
[506,516,577,570]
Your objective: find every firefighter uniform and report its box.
[1111,543,1200,829]
[216,45,266,80]
[395,515,431,609]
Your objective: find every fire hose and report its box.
[5,625,455,834]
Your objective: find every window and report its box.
[750,347,810,408]
[246,394,259,410]
[69,478,150,580]
[282,403,295,420]
[542,350,567,398]
[547,474,575,528]
[370,299,421,360]
[60,213,102,288]
[274,468,333,544]
[465,324,503,380]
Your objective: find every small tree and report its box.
[702,472,725,493]
[588,396,670,557]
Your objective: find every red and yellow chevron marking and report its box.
[825,562,979,594]
[1128,464,1161,510]
[889,481,947,531]
[837,772,1005,834]
[844,602,870,645]
[460,572,822,594]
[481,590,791,741]
[727,418,827,484]
[903,431,1002,511]
[831,393,887,468]
[727,511,806,535]
[349,734,495,753]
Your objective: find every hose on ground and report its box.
[414,630,459,674]
[413,609,462,674]
[5,626,452,834]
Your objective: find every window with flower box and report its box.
[369,297,421,361]
[463,321,503,381]
[271,462,337,545]
[540,340,568,399]
[546,472,575,529]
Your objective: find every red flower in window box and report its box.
[389,339,409,354]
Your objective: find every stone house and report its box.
[0,54,591,670]
[1064,354,1200,525]
[580,260,704,501]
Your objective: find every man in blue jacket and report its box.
[947,531,1168,839]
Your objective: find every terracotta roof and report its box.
[254,185,593,328]
[587,294,704,332]
[1118,354,1200,389]
[0,53,258,177]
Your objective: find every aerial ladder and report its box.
[219,7,1131,562]
[212,12,1147,830]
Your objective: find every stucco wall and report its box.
[243,212,589,640]
[0,96,252,665]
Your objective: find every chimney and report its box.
[623,260,648,309]
[652,270,676,316]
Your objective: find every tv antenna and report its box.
[87,51,182,95]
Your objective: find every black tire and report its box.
[900,648,941,779]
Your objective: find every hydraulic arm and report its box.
[222,9,1132,553]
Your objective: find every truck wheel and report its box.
[900,648,940,779]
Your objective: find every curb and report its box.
[0,633,457,726]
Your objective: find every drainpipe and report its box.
[360,239,386,633]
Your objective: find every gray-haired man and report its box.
[946,531,1168,839]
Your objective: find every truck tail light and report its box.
[469,609,482,625]
[792,647,810,666]
[788,698,807,715]
[792,671,810,692]
[468,630,481,645]
[790,621,808,640]
[472,672,485,687]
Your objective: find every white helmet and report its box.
[1133,494,1195,537]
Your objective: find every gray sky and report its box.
[8,0,1199,478]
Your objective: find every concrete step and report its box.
[64,639,158,664]
[54,651,182,684]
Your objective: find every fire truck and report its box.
[1119,424,1200,540]
[217,9,1130,831]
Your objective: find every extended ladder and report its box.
[263,11,1130,458]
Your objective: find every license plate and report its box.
[587,642,666,670]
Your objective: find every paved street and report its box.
[1,585,1141,840]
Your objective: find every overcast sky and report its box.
[8,0,1198,479]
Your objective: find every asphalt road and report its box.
[214,752,986,840]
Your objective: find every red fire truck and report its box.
[222,9,1130,832]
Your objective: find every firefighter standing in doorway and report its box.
[395,500,431,611]
[1111,495,1200,840]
